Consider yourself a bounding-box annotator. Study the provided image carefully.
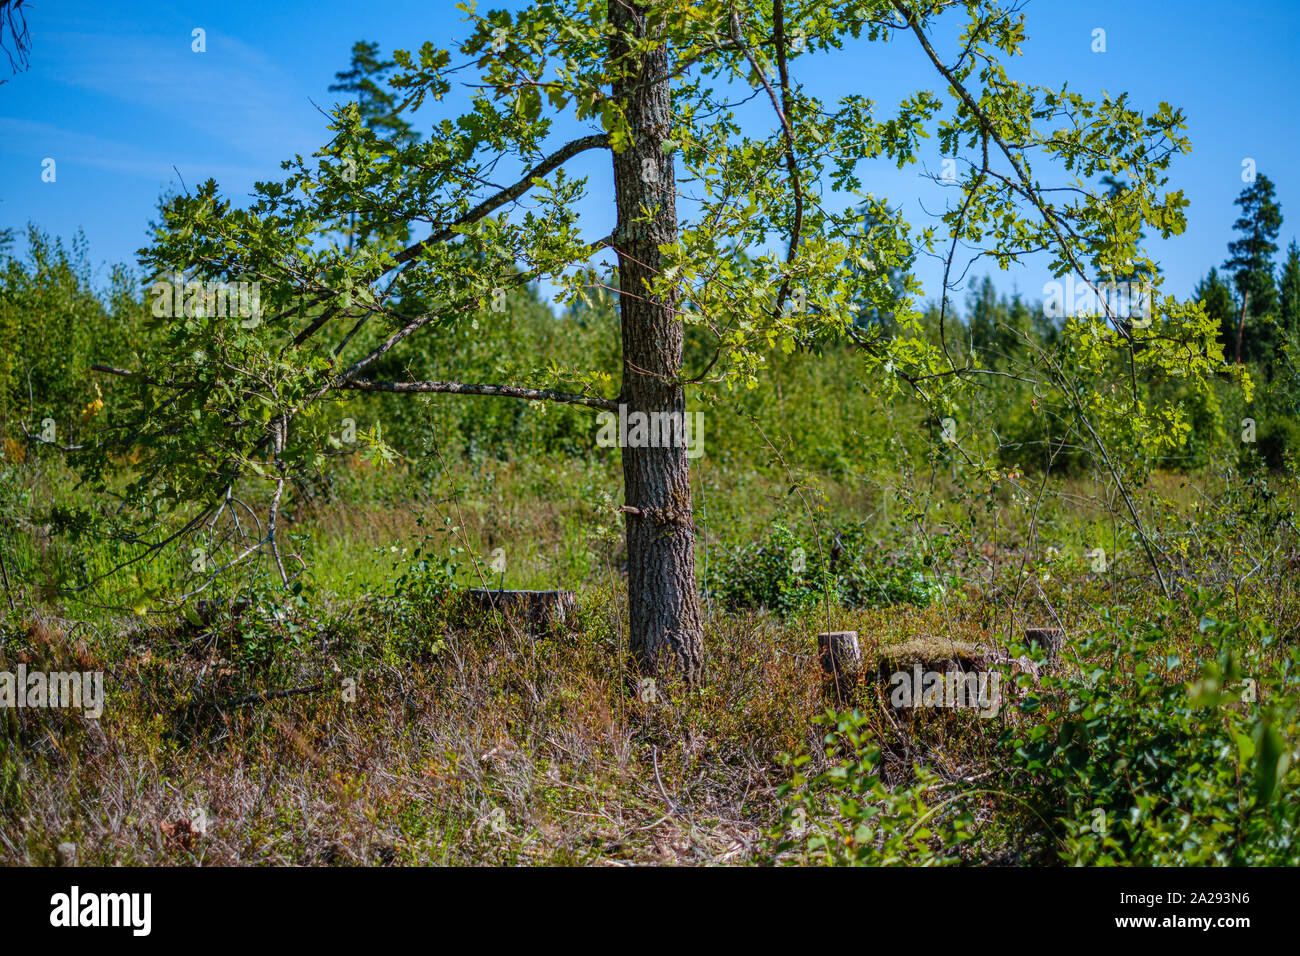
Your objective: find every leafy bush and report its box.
[772,711,975,865]
[362,515,465,663]
[1256,415,1300,470]
[1007,598,1300,865]
[0,228,146,446]
[707,520,951,617]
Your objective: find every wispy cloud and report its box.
[0,116,270,186]
[37,25,324,163]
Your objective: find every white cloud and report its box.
[37,26,322,162]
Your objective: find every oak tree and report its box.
[93,0,1224,677]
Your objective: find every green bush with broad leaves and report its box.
[772,712,976,865]
[1009,597,1299,865]
[707,520,953,617]
[771,597,1298,865]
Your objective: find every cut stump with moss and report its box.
[874,635,1040,680]
[875,636,994,675]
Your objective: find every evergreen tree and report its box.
[967,276,999,359]
[1278,239,1300,342]
[329,41,420,250]
[1005,293,1035,354]
[1194,267,1237,355]
[966,278,1032,365]
[329,41,418,147]
[1223,173,1283,363]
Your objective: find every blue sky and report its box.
[2,0,1297,309]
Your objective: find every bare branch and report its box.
[0,0,31,81]
[341,377,616,411]
[728,4,805,317]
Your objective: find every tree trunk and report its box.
[1235,290,1250,364]
[607,0,704,682]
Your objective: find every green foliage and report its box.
[328,40,421,250]
[707,522,836,616]
[222,579,317,672]
[1255,414,1300,470]
[383,520,464,605]
[707,520,951,616]
[773,711,975,865]
[1008,598,1299,865]
[0,228,144,445]
[1195,266,1237,351]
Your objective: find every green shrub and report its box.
[706,520,952,617]
[1256,415,1300,470]
[771,711,976,865]
[1007,598,1300,865]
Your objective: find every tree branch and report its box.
[728,4,804,319]
[893,0,1133,347]
[341,378,616,411]
[393,133,611,267]
[262,133,612,336]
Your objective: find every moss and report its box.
[873,636,991,673]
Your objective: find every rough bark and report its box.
[608,0,704,682]
[817,630,862,701]
[817,631,862,677]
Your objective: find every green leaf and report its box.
[1254,722,1284,804]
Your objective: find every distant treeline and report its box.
[2,170,1298,478]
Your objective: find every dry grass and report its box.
[3,458,1297,866]
[1,565,1103,866]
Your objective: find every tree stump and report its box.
[465,589,577,637]
[817,631,862,676]
[873,636,1040,720]
[817,631,861,699]
[875,637,990,677]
